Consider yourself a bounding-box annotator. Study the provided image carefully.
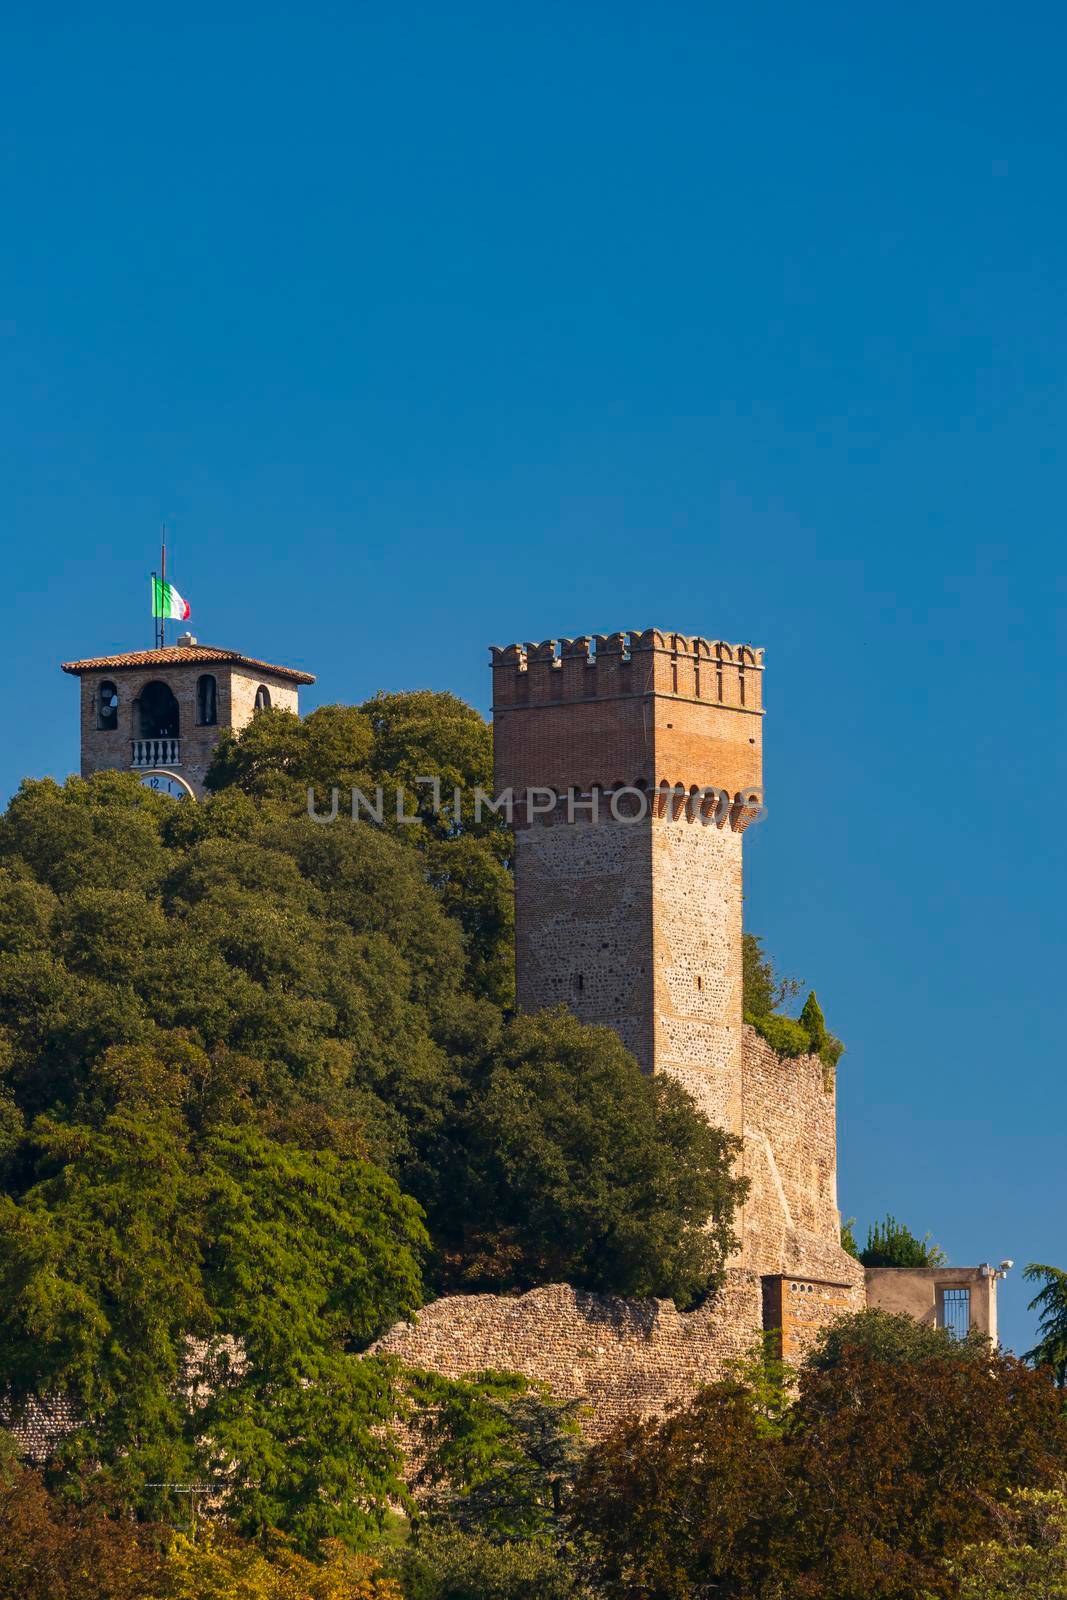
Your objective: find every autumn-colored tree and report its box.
[0,1435,161,1600]
[157,1528,402,1600]
[571,1347,1067,1600]
[943,1485,1067,1599]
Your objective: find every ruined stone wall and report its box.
[374,1276,764,1440]
[739,1029,864,1288]
[375,1027,864,1431]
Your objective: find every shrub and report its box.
[860,1213,946,1269]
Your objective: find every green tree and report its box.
[741,932,801,1018]
[204,704,374,804]
[1026,1265,1067,1389]
[0,1111,209,1498]
[860,1213,947,1268]
[0,1109,428,1545]
[408,1370,584,1540]
[198,1128,427,1548]
[438,1009,746,1307]
[388,1529,583,1600]
[806,1308,988,1372]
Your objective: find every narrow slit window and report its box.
[197,674,217,726]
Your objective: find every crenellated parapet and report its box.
[490,630,764,711]
[492,624,764,814]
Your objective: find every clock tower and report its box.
[62,633,315,799]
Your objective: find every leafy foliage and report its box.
[1025,1264,1067,1388]
[0,693,749,1548]
[0,1108,425,1546]
[570,1345,1067,1600]
[0,1433,161,1600]
[944,1485,1067,1599]
[742,937,844,1077]
[407,1370,583,1540]
[806,1308,988,1371]
[157,1530,403,1599]
[433,1009,746,1306]
[745,1010,811,1057]
[741,933,802,1017]
[860,1213,947,1268]
[386,1528,585,1600]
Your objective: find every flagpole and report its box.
[160,526,166,649]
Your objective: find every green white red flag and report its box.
[151,577,190,621]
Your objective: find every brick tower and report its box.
[492,629,763,1142]
[62,636,315,799]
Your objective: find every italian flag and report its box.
[151,577,191,621]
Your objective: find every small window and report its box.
[254,684,272,711]
[97,680,118,731]
[197,674,218,726]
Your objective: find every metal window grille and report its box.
[939,1287,971,1338]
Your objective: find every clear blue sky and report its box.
[3,7,1064,1354]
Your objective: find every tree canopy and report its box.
[859,1212,947,1269]
[0,692,751,1549]
[570,1344,1067,1600]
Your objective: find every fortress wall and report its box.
[376,1028,865,1429]
[739,1029,866,1290]
[373,1275,764,1441]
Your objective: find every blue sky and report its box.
[3,6,1065,1353]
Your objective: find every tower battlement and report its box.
[492,627,764,804]
[491,630,764,711]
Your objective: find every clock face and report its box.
[138,771,191,801]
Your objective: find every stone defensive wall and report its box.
[376,1027,865,1435]
[374,1277,765,1442]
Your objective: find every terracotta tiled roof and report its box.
[60,645,315,684]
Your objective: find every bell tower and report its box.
[62,634,315,799]
[491,628,763,1139]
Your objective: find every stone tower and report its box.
[62,636,315,799]
[492,629,763,1144]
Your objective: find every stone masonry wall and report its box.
[652,815,744,1137]
[739,1029,864,1289]
[374,1276,764,1441]
[376,1029,864,1433]
[514,816,653,1069]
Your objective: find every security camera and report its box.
[999,1259,1014,1273]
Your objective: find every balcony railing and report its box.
[131,738,181,769]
